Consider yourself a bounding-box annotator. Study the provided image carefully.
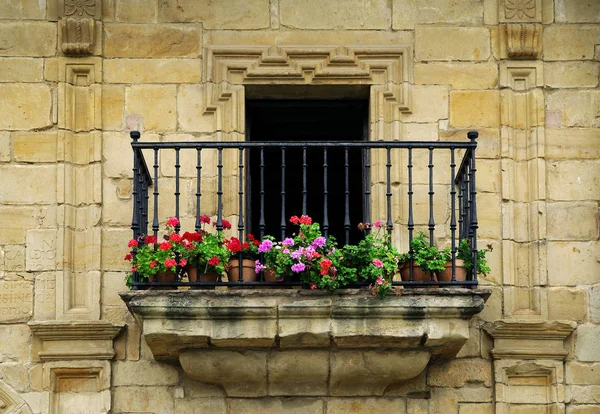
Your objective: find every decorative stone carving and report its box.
[121,289,489,396]
[0,379,33,414]
[499,0,542,23]
[505,23,542,59]
[58,0,102,56]
[29,321,123,361]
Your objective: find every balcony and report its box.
[119,130,490,396]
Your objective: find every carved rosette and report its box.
[58,0,101,56]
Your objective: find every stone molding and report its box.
[57,0,102,56]
[121,289,489,396]
[28,321,124,361]
[484,320,576,360]
[0,379,33,414]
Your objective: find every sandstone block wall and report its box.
[0,0,598,413]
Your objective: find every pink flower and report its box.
[283,238,294,247]
[255,260,266,274]
[128,239,138,248]
[312,237,326,248]
[291,262,305,273]
[149,261,158,269]
[179,258,187,267]
[258,239,273,253]
[166,216,179,227]
[372,259,384,268]
[376,277,384,285]
[374,220,383,228]
[310,283,317,290]
[164,258,177,268]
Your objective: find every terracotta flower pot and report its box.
[437,259,467,282]
[151,270,176,290]
[227,259,258,283]
[186,265,218,289]
[399,263,438,283]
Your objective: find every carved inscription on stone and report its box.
[0,281,33,322]
[35,273,56,320]
[3,246,25,272]
[26,229,57,272]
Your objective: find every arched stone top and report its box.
[0,380,32,414]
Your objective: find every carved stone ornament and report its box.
[58,0,101,56]
[500,0,542,23]
[505,23,542,59]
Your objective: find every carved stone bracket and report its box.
[28,321,124,361]
[58,0,102,56]
[503,23,542,59]
[121,289,489,397]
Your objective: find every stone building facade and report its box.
[0,0,599,413]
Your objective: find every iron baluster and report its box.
[195,148,202,232]
[174,147,181,233]
[323,147,329,238]
[450,148,457,282]
[302,146,307,216]
[407,147,414,282]
[344,146,350,245]
[281,147,286,241]
[238,147,245,282]
[386,146,393,236]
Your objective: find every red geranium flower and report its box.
[164,258,177,268]
[169,233,182,243]
[127,239,138,248]
[299,215,312,225]
[124,253,133,261]
[208,256,220,266]
[226,237,242,253]
[149,261,158,268]
[289,215,300,224]
[159,241,172,251]
[199,214,211,224]
[182,231,203,242]
[166,216,179,227]
[144,235,157,245]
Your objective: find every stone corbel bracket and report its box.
[121,289,489,397]
[28,321,124,361]
[58,0,102,56]
[484,320,576,360]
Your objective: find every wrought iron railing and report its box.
[129,131,479,289]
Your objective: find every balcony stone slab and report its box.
[120,288,490,396]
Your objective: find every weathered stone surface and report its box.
[104,24,201,58]
[101,84,125,131]
[567,362,600,385]
[115,0,157,22]
[280,0,390,29]
[177,84,213,132]
[476,193,502,240]
[101,228,133,272]
[440,128,500,159]
[547,90,600,128]
[591,285,600,323]
[547,242,600,286]
[228,398,323,414]
[126,85,177,132]
[113,386,174,414]
[575,325,600,362]
[25,229,57,272]
[393,0,482,29]
[547,161,600,201]
[101,179,131,226]
[0,131,9,161]
[0,363,29,392]
[34,273,55,320]
[416,27,490,61]
[400,85,448,123]
[0,0,46,19]
[268,351,328,396]
[545,62,600,88]
[328,398,407,414]
[104,58,201,84]
[568,406,600,414]
[546,129,600,160]
[546,202,599,241]
[428,359,492,387]
[0,324,30,362]
[0,280,33,323]
[0,58,43,82]
[458,403,493,414]
[547,288,587,321]
[159,0,269,29]
[415,62,498,89]
[175,398,227,414]
[102,132,159,178]
[543,25,600,60]
[0,206,45,244]
[450,90,500,128]
[13,132,57,163]
[113,360,179,386]
[555,0,600,23]
[0,22,56,56]
[570,386,600,404]
[0,84,52,130]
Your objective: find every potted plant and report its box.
[450,238,490,280]
[182,214,231,285]
[225,234,260,283]
[399,232,449,283]
[343,220,402,297]
[124,216,187,289]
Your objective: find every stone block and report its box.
[126,85,177,132]
[228,398,323,414]
[404,123,438,141]
[450,90,500,128]
[547,242,600,286]
[546,90,600,128]
[415,62,498,90]
[115,0,157,22]
[0,22,56,56]
[555,0,600,23]
[591,286,600,323]
[570,386,600,404]
[104,58,201,84]
[476,193,502,240]
[0,363,29,392]
[428,359,492,387]
[159,0,269,29]
[13,132,57,163]
[400,85,448,123]
[175,398,227,414]
[102,271,128,307]
[568,406,600,414]
[0,0,46,19]
[3,245,24,272]
[416,26,490,61]
[546,129,600,160]
[0,131,9,161]
[543,25,600,60]
[34,273,55,320]
[566,362,600,385]
[439,128,500,159]
[0,58,43,82]
[0,84,52,130]
[104,24,201,58]
[178,84,219,133]
[280,0,390,29]
[113,360,179,386]
[393,0,483,29]
[0,206,45,244]
[101,228,134,272]
[545,62,600,88]
[0,324,30,362]
[459,403,493,414]
[0,280,33,323]
[327,398,407,414]
[113,386,174,414]
[547,288,586,321]
[102,178,132,226]
[547,161,600,201]
[267,351,328,396]
[101,84,125,131]
[26,229,57,272]
[575,325,600,362]
[546,202,599,241]
[102,131,159,178]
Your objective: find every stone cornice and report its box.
[28,321,124,361]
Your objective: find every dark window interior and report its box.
[246,100,368,244]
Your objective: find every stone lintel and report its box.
[484,319,576,360]
[28,320,124,361]
[120,289,489,396]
